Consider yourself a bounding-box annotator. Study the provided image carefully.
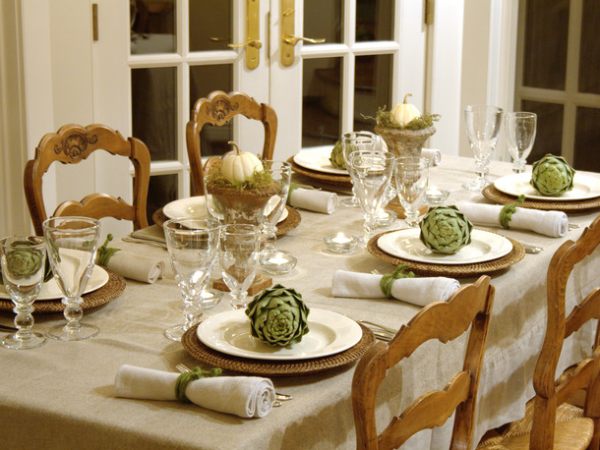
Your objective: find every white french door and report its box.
[92,0,426,223]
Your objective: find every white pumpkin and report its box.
[221,141,264,184]
[391,93,421,127]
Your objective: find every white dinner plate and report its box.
[494,172,600,201]
[293,146,348,175]
[377,228,513,265]
[197,308,363,361]
[0,265,109,301]
[163,196,288,223]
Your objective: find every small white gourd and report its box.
[221,141,264,184]
[391,93,421,128]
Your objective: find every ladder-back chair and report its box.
[24,123,150,235]
[478,215,600,450]
[352,275,495,450]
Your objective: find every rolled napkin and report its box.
[421,148,442,166]
[105,251,164,283]
[289,187,337,214]
[455,201,568,237]
[331,270,460,306]
[114,365,275,418]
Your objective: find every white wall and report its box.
[0,0,30,236]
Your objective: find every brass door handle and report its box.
[282,35,326,46]
[209,0,261,70]
[227,39,262,49]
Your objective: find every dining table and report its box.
[1,154,599,450]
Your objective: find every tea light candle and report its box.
[425,186,450,206]
[324,232,358,254]
[260,250,297,275]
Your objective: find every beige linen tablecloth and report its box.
[1,156,598,450]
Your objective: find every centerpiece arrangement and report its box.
[204,141,281,225]
[373,94,439,157]
[530,154,575,196]
[245,284,310,347]
[419,206,473,255]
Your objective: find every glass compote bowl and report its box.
[0,237,47,350]
[220,224,261,310]
[394,156,430,227]
[204,158,294,275]
[163,218,220,341]
[43,216,101,341]
[463,105,503,191]
[347,150,396,244]
[505,111,537,173]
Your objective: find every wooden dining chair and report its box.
[477,215,600,450]
[185,90,277,195]
[24,123,151,235]
[352,275,495,450]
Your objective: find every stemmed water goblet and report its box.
[163,218,220,341]
[394,157,429,227]
[220,224,261,310]
[0,236,47,350]
[505,112,537,173]
[347,150,396,244]
[463,105,503,191]
[342,131,396,226]
[43,216,101,341]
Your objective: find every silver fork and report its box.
[568,223,580,230]
[174,363,293,406]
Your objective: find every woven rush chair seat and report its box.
[477,403,593,450]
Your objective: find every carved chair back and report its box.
[186,90,277,195]
[352,275,494,450]
[529,214,600,449]
[24,124,150,235]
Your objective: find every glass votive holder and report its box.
[260,250,297,275]
[425,186,450,206]
[324,232,359,254]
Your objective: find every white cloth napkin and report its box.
[289,188,337,214]
[421,148,442,166]
[331,270,460,306]
[114,365,276,418]
[130,225,165,243]
[105,251,164,283]
[456,201,568,237]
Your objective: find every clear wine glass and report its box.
[505,112,537,173]
[220,224,261,310]
[43,217,101,341]
[463,105,503,191]
[0,236,47,350]
[163,218,220,341]
[394,156,430,227]
[347,150,396,244]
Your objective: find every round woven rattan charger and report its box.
[153,205,301,238]
[288,158,352,187]
[181,323,375,377]
[367,231,525,278]
[482,184,600,213]
[0,270,126,314]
